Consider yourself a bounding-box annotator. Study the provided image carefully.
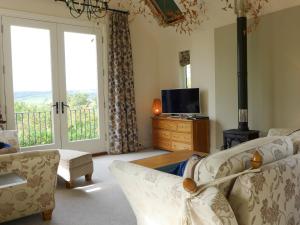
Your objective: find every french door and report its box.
[2,17,106,153]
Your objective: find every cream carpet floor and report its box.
[4,150,167,225]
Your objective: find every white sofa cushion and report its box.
[193,136,293,196]
[183,154,203,179]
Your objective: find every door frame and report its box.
[57,24,107,153]
[2,16,62,151]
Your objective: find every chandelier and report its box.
[55,0,128,20]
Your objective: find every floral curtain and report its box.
[107,12,139,154]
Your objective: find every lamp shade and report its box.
[152,98,162,116]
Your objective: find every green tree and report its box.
[67,93,91,108]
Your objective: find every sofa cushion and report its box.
[193,136,293,196]
[183,154,203,179]
[185,187,238,225]
[229,154,300,225]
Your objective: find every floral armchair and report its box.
[0,130,60,223]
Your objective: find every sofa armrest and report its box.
[0,150,60,223]
[110,160,238,225]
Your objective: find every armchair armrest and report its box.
[0,150,60,223]
[110,160,238,225]
[0,150,60,177]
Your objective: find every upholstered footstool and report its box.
[58,149,94,189]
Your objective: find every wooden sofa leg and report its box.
[66,180,74,189]
[85,173,92,182]
[42,209,53,221]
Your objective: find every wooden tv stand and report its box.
[152,116,210,153]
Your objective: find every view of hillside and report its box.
[14,90,99,147]
[14,90,97,105]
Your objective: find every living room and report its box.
[1,0,300,225]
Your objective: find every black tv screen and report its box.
[161,88,200,114]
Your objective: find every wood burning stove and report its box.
[223,0,259,149]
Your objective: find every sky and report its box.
[10,25,99,94]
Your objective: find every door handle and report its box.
[52,102,59,114]
[61,102,69,114]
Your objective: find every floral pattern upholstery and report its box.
[110,160,238,225]
[229,154,300,225]
[268,128,300,154]
[0,150,60,223]
[193,136,294,196]
[267,128,298,137]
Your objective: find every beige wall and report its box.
[215,6,300,148]
[0,0,73,18]
[155,29,217,151]
[130,17,160,148]
[271,7,300,128]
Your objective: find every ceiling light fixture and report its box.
[55,0,128,20]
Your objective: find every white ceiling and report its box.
[203,0,300,28]
[126,0,300,39]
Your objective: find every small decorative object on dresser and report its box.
[152,98,162,116]
[152,116,210,153]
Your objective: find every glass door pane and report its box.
[64,32,100,141]
[3,17,60,150]
[11,26,53,147]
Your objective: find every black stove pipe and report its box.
[237,16,249,131]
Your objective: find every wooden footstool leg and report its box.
[85,173,92,182]
[42,209,53,221]
[66,180,74,189]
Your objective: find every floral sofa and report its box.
[0,130,60,223]
[110,129,300,225]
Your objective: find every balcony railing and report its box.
[15,108,99,147]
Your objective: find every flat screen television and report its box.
[161,88,200,114]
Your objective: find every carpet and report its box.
[3,150,167,225]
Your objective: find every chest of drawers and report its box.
[152,117,210,153]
